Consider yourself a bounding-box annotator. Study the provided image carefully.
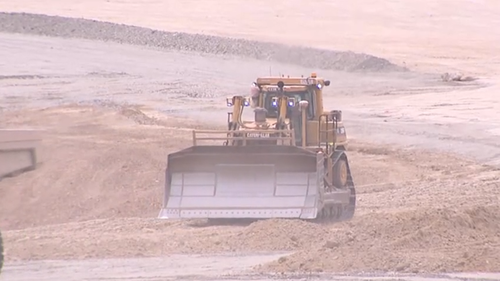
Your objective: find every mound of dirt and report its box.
[441,72,477,82]
[0,12,406,73]
[223,219,330,252]
[1,102,452,230]
[257,205,500,273]
[0,104,192,230]
[2,103,498,275]
[5,205,500,269]
[3,218,327,260]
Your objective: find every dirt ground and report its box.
[0,1,500,280]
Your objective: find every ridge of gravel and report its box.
[0,12,407,73]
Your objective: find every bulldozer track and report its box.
[315,182,356,223]
[314,152,357,223]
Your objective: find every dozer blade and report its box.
[159,145,324,220]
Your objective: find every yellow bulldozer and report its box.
[159,73,356,221]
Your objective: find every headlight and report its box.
[271,97,278,107]
[243,97,250,107]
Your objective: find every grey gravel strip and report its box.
[0,12,407,73]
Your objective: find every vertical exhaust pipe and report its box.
[299,100,309,147]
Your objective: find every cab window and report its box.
[263,90,315,119]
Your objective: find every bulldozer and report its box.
[159,72,355,221]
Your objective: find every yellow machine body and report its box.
[159,73,355,221]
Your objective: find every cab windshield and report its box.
[262,90,314,119]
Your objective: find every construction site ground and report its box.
[0,1,500,280]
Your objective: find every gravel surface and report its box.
[0,12,407,73]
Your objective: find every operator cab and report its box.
[262,89,315,120]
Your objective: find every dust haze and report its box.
[0,1,500,280]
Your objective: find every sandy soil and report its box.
[1,1,500,280]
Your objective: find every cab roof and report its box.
[256,76,324,87]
